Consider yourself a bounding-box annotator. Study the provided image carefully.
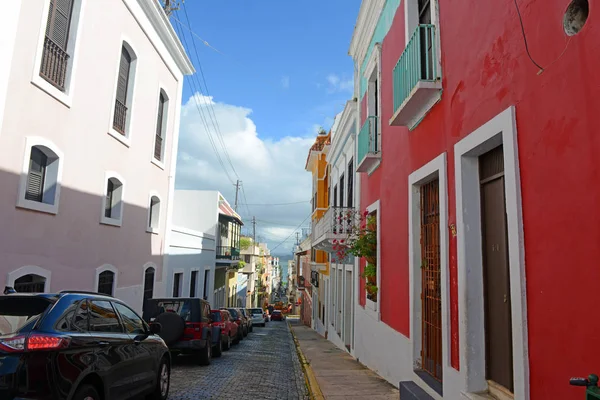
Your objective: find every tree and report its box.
[240,237,252,250]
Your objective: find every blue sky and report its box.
[171,0,361,255]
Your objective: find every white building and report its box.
[240,238,260,307]
[0,0,193,312]
[169,190,242,308]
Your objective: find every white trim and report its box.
[142,262,157,299]
[106,38,139,146]
[364,199,381,320]
[17,136,64,215]
[95,264,118,295]
[408,152,450,394]
[146,190,162,234]
[348,0,385,67]
[454,106,528,399]
[152,85,169,165]
[171,269,184,297]
[404,0,442,76]
[30,0,86,108]
[100,171,126,227]
[7,266,52,293]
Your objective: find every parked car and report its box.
[229,308,249,337]
[250,307,266,327]
[241,308,253,332]
[0,290,170,400]
[222,308,245,342]
[270,310,285,321]
[211,309,238,349]
[143,297,214,365]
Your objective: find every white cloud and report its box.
[175,92,314,255]
[281,76,290,89]
[325,73,353,94]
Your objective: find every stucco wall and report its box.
[0,0,186,311]
[172,190,219,236]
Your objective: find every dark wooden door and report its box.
[479,145,514,392]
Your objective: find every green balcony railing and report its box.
[393,24,438,114]
[357,116,379,166]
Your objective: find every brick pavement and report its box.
[169,320,308,400]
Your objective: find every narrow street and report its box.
[169,320,308,400]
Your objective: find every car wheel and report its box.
[73,384,101,400]
[213,337,223,357]
[223,334,231,350]
[147,358,170,400]
[199,339,211,366]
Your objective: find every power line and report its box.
[270,214,311,252]
[181,4,240,181]
[244,201,310,206]
[170,14,225,55]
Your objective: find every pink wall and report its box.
[359,0,600,396]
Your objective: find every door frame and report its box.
[408,152,449,397]
[454,106,529,399]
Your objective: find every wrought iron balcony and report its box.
[216,246,240,260]
[357,116,380,173]
[40,36,69,91]
[312,207,356,253]
[113,99,128,135]
[390,24,442,128]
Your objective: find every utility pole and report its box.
[252,216,256,243]
[162,0,182,16]
[295,231,301,246]
[233,180,240,211]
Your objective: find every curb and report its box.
[288,321,325,400]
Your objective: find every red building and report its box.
[349,0,598,399]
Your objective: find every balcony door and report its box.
[418,0,433,80]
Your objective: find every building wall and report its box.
[166,226,216,304]
[353,0,600,398]
[0,0,190,312]
[172,190,219,235]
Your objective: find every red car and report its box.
[211,309,239,349]
[270,310,285,321]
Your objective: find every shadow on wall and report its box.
[0,168,164,313]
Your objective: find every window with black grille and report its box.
[97,270,115,296]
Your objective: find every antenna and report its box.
[162,0,184,16]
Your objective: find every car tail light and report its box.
[185,323,202,332]
[0,334,70,353]
[213,322,225,328]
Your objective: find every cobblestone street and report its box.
[169,320,308,400]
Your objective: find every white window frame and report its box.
[7,265,52,293]
[142,262,157,296]
[404,0,442,77]
[455,106,528,399]
[100,171,125,227]
[363,43,382,174]
[95,264,118,296]
[146,191,161,234]
[17,136,64,215]
[172,270,184,298]
[364,199,380,320]
[107,38,138,147]
[30,0,85,108]
[408,152,450,395]
[151,86,169,169]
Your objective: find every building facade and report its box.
[169,190,242,308]
[0,0,193,313]
[349,0,598,399]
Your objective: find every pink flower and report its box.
[340,239,345,244]
[333,239,338,244]
[363,210,369,217]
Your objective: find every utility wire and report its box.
[270,214,312,252]
[244,201,311,206]
[171,14,226,55]
[181,4,240,181]
[173,14,235,184]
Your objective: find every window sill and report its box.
[365,298,379,320]
[100,216,122,227]
[16,198,58,215]
[151,158,165,170]
[31,76,72,108]
[146,227,159,235]
[107,129,131,147]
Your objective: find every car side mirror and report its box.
[149,322,162,334]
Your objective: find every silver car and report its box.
[250,308,266,327]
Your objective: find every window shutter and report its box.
[25,148,47,202]
[116,48,131,104]
[154,94,165,160]
[105,180,114,218]
[46,0,74,50]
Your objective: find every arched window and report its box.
[111,42,137,138]
[154,90,168,162]
[97,270,115,296]
[14,274,46,293]
[101,174,124,226]
[143,267,155,310]
[148,195,160,231]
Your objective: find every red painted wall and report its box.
[359,0,600,397]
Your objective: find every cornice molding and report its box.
[136,0,195,75]
[348,0,385,68]
[329,101,357,167]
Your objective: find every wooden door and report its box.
[480,145,514,392]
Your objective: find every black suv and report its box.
[143,297,217,365]
[0,290,170,400]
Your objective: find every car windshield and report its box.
[146,300,191,321]
[251,309,263,315]
[273,311,281,314]
[211,311,221,322]
[0,296,54,336]
[227,309,238,318]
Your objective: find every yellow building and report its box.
[305,129,330,330]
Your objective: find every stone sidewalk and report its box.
[288,317,399,399]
